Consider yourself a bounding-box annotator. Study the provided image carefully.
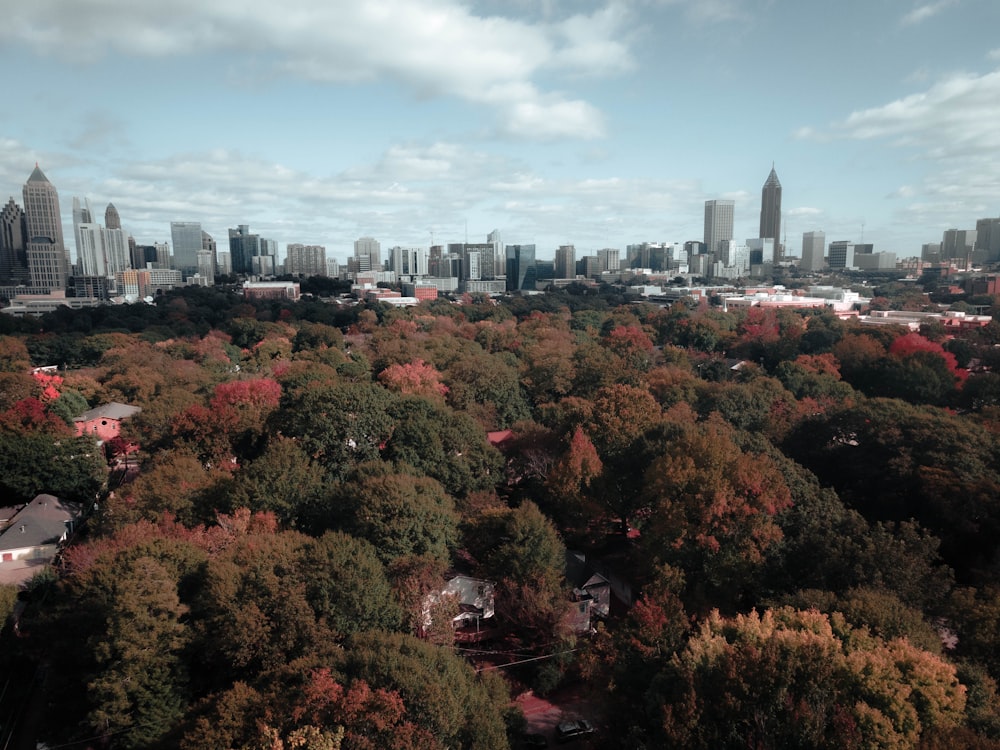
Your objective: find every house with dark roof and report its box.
[74,402,141,442]
[0,494,83,566]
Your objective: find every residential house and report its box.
[421,574,497,643]
[0,494,83,566]
[73,402,141,442]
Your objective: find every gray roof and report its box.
[27,164,49,183]
[74,402,141,422]
[0,494,82,552]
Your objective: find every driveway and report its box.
[515,683,603,747]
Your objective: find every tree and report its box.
[383,397,503,497]
[86,557,191,749]
[0,431,105,503]
[639,416,792,610]
[303,531,404,637]
[342,632,511,750]
[272,381,398,481]
[330,463,458,565]
[225,436,324,527]
[625,607,966,750]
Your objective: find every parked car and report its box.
[555,719,595,744]
[517,732,549,749]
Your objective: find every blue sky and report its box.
[1,0,999,263]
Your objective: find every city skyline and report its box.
[1,2,999,259]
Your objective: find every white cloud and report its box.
[1,0,636,141]
[900,0,958,26]
[787,207,823,217]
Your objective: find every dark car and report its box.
[555,719,595,744]
[518,733,548,749]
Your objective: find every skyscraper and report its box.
[23,165,70,290]
[170,221,203,276]
[759,166,782,258]
[286,244,328,277]
[704,199,734,257]
[554,245,576,279]
[505,244,536,291]
[228,225,261,275]
[105,202,121,230]
[0,197,28,283]
[354,237,381,272]
[800,231,826,272]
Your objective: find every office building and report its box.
[704,200,735,257]
[23,165,70,291]
[286,244,328,277]
[0,197,28,283]
[170,221,203,276]
[828,241,856,270]
[941,228,977,261]
[505,244,537,291]
[597,248,620,273]
[105,203,121,230]
[487,229,503,276]
[975,218,1000,263]
[555,245,576,279]
[354,237,381,273]
[202,231,217,277]
[801,231,826,272]
[228,225,262,275]
[75,223,130,278]
[759,166,782,259]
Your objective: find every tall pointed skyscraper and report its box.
[23,164,70,290]
[759,165,782,260]
[105,202,121,230]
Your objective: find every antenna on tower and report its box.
[861,221,865,243]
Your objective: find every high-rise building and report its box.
[487,229,503,276]
[286,244,328,277]
[202,231,217,277]
[597,248,620,273]
[828,241,855,270]
[75,223,130,278]
[941,228,977,261]
[704,200,735,257]
[505,244,537,291]
[228,225,260,275]
[759,166,782,259]
[800,231,826,271]
[170,221,203,276]
[105,203,121,230]
[23,165,70,291]
[554,245,576,279]
[354,237,381,272]
[975,217,1000,263]
[0,197,28,283]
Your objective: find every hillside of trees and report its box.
[3,283,1000,748]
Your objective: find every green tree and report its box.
[383,397,503,497]
[86,557,191,749]
[303,531,404,636]
[329,463,458,565]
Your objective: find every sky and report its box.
[1,0,999,263]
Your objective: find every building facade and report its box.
[505,244,537,291]
[170,221,203,276]
[800,231,826,272]
[555,245,576,279]
[286,243,328,277]
[23,165,70,291]
[759,166,782,259]
[704,200,735,257]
